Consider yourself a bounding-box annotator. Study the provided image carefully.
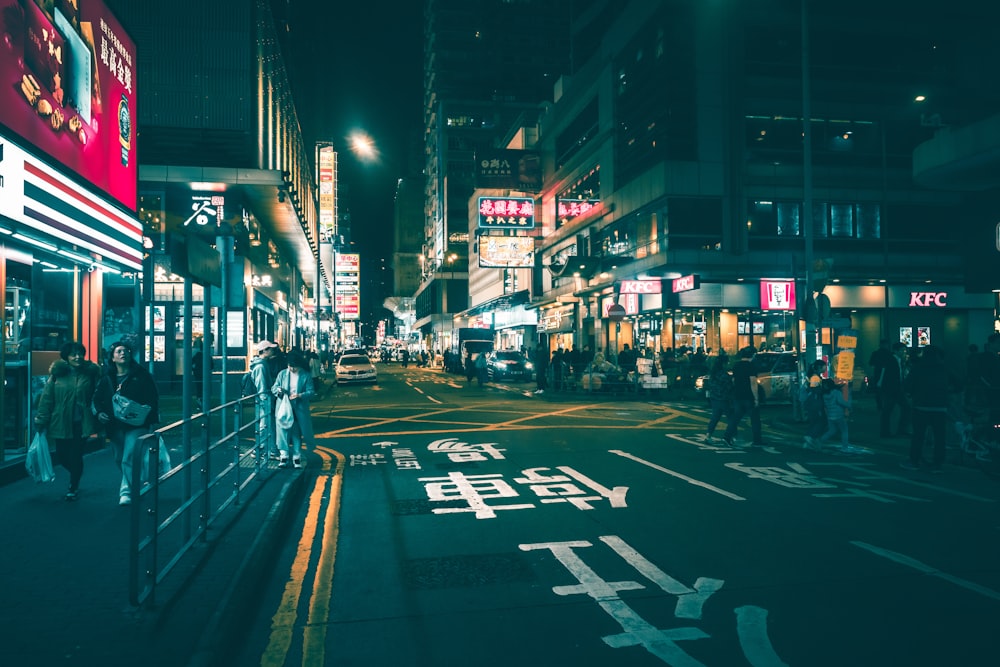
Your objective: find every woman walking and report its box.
[34,341,103,500]
[271,349,316,468]
[93,342,160,506]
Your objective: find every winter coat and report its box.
[822,387,851,421]
[93,362,161,432]
[907,356,955,412]
[35,359,102,439]
[249,356,274,406]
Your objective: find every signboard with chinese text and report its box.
[478,197,535,229]
[317,145,336,243]
[479,236,535,269]
[0,0,138,210]
[557,198,600,225]
[334,253,360,320]
[759,280,796,311]
[474,149,541,191]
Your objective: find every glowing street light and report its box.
[348,130,378,162]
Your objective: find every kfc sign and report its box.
[672,274,700,293]
[909,292,947,307]
[760,280,796,311]
[619,280,661,294]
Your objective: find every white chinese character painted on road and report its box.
[427,437,506,462]
[349,453,386,467]
[520,536,788,666]
[514,467,628,510]
[725,462,836,489]
[419,472,534,519]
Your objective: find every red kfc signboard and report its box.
[619,280,661,294]
[0,0,137,210]
[760,280,797,311]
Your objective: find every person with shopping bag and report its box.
[33,341,103,500]
[92,342,160,506]
[271,349,315,469]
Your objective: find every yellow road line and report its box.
[301,448,345,666]
[260,449,333,667]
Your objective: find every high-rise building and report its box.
[413,0,575,351]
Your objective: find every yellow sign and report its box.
[837,335,857,349]
[835,351,855,382]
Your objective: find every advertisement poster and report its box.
[479,236,534,269]
[760,279,797,311]
[899,327,913,347]
[917,326,930,347]
[0,0,137,210]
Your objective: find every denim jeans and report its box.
[724,398,761,445]
[110,426,147,499]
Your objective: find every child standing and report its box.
[817,378,851,452]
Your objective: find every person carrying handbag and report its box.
[33,341,103,500]
[93,342,160,506]
[271,349,316,469]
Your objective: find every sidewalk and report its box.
[0,389,316,667]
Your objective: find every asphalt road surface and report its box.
[232,364,1000,667]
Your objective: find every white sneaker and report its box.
[278,455,289,468]
[534,389,544,394]
[292,457,302,469]
[119,495,132,506]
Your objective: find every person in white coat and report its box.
[271,349,315,468]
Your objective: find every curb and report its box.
[185,470,306,667]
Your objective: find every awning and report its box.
[457,290,531,318]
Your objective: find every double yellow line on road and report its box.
[260,446,344,667]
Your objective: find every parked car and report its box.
[335,354,378,384]
[695,352,799,404]
[485,350,534,381]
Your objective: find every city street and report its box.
[232,364,1000,667]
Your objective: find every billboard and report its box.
[477,196,535,229]
[479,236,534,269]
[474,149,541,191]
[0,0,137,211]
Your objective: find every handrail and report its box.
[127,395,272,607]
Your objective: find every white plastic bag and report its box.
[142,436,173,481]
[275,394,294,429]
[26,432,55,483]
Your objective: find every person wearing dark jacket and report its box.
[34,341,103,501]
[900,345,958,473]
[93,342,160,506]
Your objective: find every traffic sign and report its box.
[606,304,626,321]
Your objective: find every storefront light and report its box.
[13,233,57,252]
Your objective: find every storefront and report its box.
[0,134,143,468]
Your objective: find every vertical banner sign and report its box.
[317,145,336,245]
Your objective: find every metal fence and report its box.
[126,395,273,607]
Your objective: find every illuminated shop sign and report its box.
[477,197,535,229]
[759,279,796,311]
[672,274,700,293]
[479,236,535,269]
[619,280,661,294]
[318,145,336,243]
[0,0,138,210]
[557,198,599,225]
[908,292,947,307]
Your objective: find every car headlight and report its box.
[525,362,534,370]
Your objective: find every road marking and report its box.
[851,541,1000,602]
[610,450,746,501]
[302,448,346,663]
[259,448,345,667]
[736,606,790,667]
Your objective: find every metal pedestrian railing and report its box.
[127,395,273,608]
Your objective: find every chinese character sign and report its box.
[0,0,138,209]
[478,197,535,229]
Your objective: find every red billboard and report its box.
[0,0,137,211]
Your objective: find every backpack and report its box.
[240,371,257,397]
[802,385,825,418]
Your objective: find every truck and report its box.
[446,328,495,374]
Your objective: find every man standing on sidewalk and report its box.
[900,345,958,473]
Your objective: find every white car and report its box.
[335,354,378,384]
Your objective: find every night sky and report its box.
[280,1,425,261]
